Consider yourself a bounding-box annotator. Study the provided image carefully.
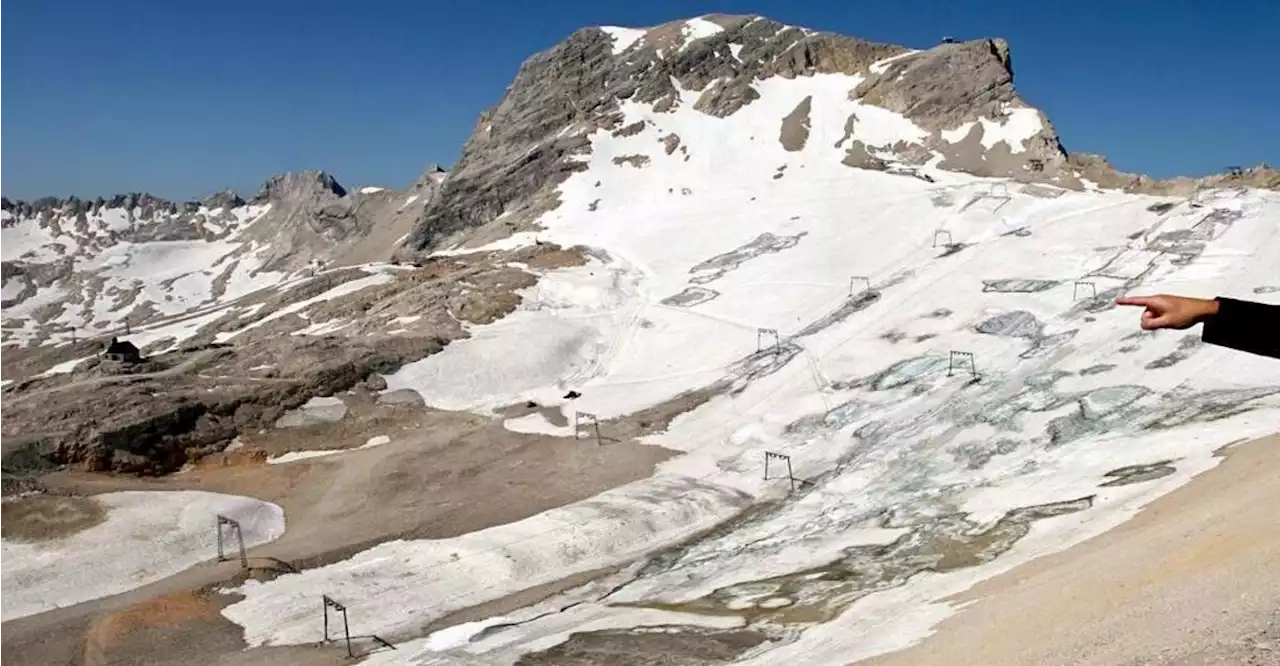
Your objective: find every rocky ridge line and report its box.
[402,14,1277,254]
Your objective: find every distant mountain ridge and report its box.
[1,165,447,347]
[3,14,1276,348]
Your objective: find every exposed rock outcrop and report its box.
[0,243,582,477]
[1068,155,1280,195]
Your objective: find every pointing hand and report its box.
[1115,294,1219,331]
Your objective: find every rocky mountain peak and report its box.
[404,14,1064,253]
[201,189,246,210]
[252,170,347,204]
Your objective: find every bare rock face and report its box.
[1,336,444,475]
[202,189,246,210]
[855,39,1017,130]
[239,170,366,271]
[779,96,813,152]
[241,168,451,271]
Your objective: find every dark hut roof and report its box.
[104,337,140,355]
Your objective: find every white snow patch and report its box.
[363,607,743,664]
[3,275,31,300]
[231,269,396,338]
[420,617,511,653]
[266,435,388,465]
[382,261,638,412]
[37,355,94,377]
[503,411,572,437]
[2,491,284,620]
[941,106,1044,151]
[682,17,725,45]
[267,449,344,465]
[360,186,386,194]
[868,49,920,75]
[362,435,391,449]
[600,26,646,54]
[220,476,746,646]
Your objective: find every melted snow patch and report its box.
[266,435,388,465]
[1,491,284,620]
[362,435,391,448]
[274,396,349,428]
[37,355,94,377]
[267,449,343,465]
[503,412,572,437]
[868,49,920,75]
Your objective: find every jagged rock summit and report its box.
[405,14,1272,253]
[405,15,1069,252]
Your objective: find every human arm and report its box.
[1115,294,1280,359]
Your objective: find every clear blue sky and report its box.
[3,0,1277,200]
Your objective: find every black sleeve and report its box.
[1201,297,1280,359]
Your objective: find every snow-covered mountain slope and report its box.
[1,167,445,348]
[214,19,1280,664]
[4,12,1278,664]
[405,14,1277,256]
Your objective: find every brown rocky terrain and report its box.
[0,365,706,666]
[0,243,585,482]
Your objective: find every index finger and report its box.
[1115,296,1154,307]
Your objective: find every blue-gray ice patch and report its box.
[867,355,952,391]
[982,279,1060,293]
[975,311,1043,338]
[687,232,807,285]
[793,291,881,338]
[1099,460,1176,487]
[660,286,720,307]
